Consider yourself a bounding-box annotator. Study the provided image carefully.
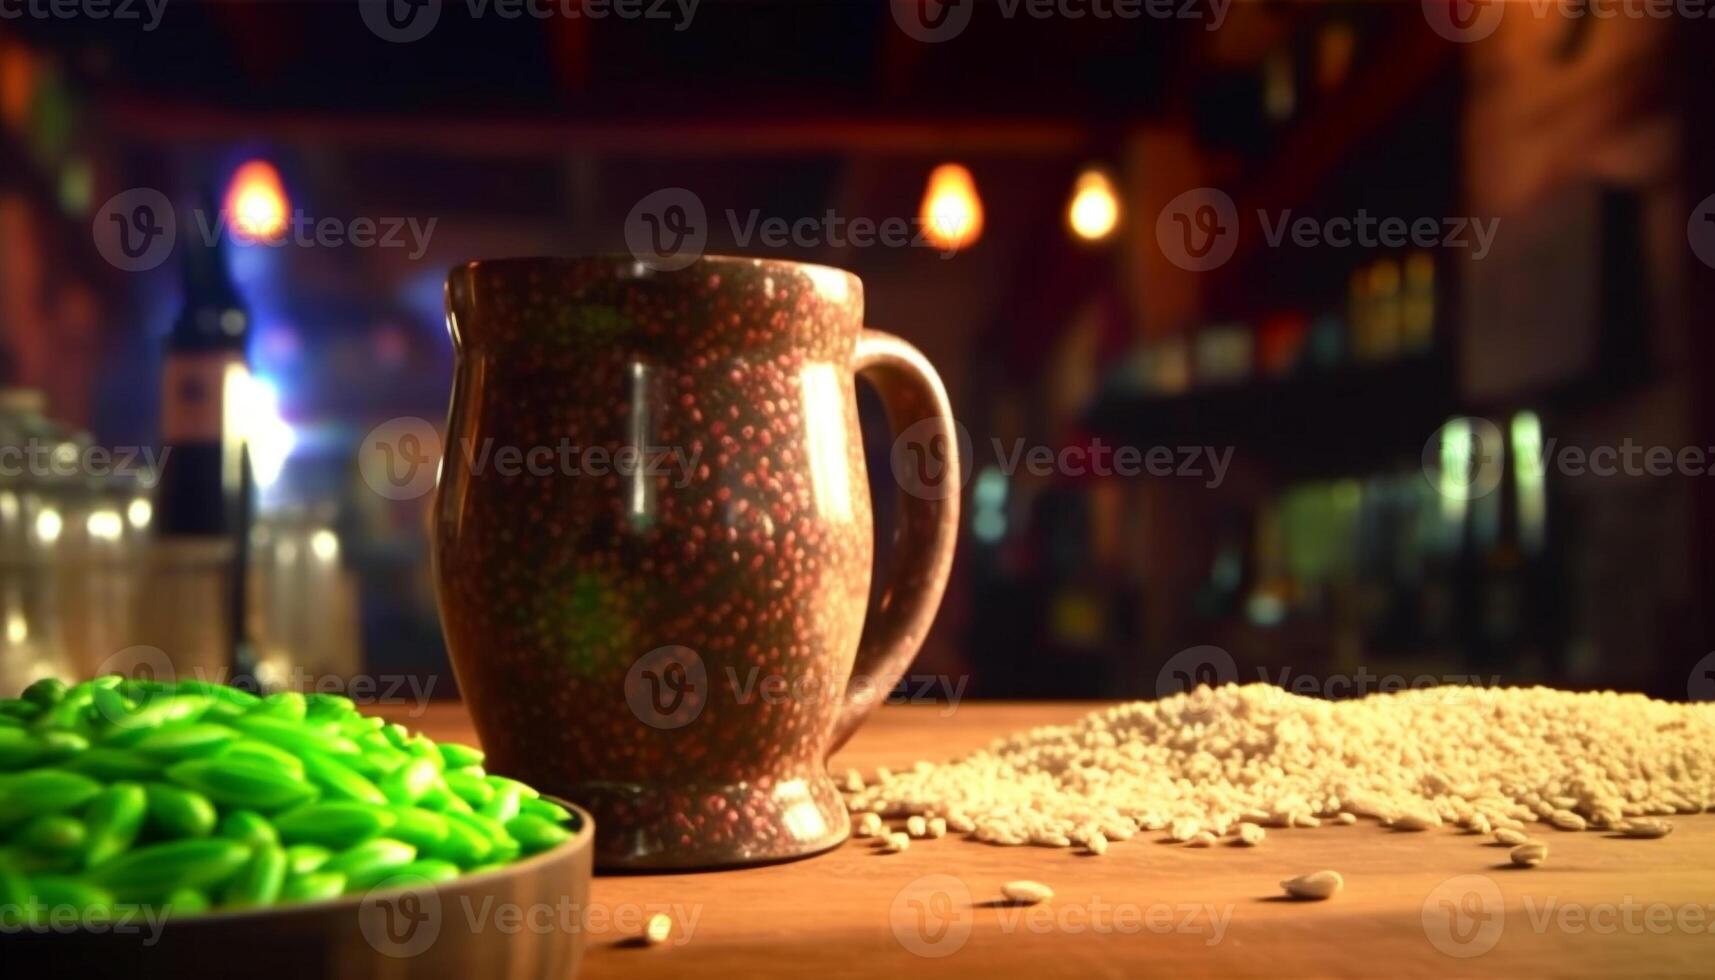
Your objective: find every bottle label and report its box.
[163,351,245,444]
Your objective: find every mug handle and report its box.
[828,328,961,755]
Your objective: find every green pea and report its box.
[443,770,494,808]
[34,731,85,761]
[326,838,416,891]
[387,858,461,885]
[106,695,216,735]
[222,845,287,908]
[280,870,346,903]
[19,814,86,853]
[66,748,158,781]
[165,757,320,812]
[26,875,113,924]
[485,775,541,801]
[386,807,450,851]
[301,752,387,805]
[0,699,42,721]
[0,728,43,771]
[219,810,279,849]
[132,723,237,761]
[224,739,307,779]
[0,865,29,925]
[232,715,359,758]
[91,839,252,902]
[505,815,572,854]
[163,886,210,916]
[0,768,104,823]
[172,680,262,710]
[519,798,572,824]
[145,783,218,838]
[21,677,68,708]
[274,802,396,848]
[438,743,484,770]
[88,686,133,728]
[381,723,411,749]
[427,814,493,867]
[306,693,357,718]
[84,783,148,867]
[258,691,308,721]
[381,758,440,806]
[283,844,332,876]
[480,785,522,824]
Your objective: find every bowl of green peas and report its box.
[0,675,594,980]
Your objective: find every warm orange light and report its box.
[1066,167,1121,242]
[225,160,289,241]
[0,44,34,129]
[919,163,983,252]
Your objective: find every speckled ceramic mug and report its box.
[434,255,959,870]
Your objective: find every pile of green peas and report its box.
[0,676,580,926]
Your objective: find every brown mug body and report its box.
[434,255,959,869]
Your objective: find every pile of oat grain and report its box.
[843,684,1715,852]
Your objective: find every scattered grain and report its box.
[1510,842,1548,868]
[1619,819,1673,839]
[1281,870,1343,901]
[1002,881,1054,905]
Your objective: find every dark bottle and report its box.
[156,199,250,536]
[153,194,256,680]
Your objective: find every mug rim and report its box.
[453,252,860,287]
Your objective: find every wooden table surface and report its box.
[384,702,1715,979]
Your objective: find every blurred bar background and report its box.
[1,1,1713,702]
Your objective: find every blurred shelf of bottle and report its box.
[1086,350,1453,480]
